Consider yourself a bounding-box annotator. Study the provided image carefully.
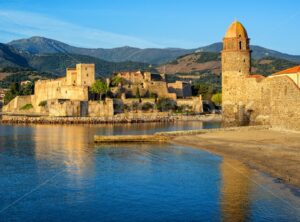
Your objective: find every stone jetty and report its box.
[94,134,168,143]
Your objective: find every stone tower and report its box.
[76,63,95,87]
[66,64,95,87]
[222,20,251,125]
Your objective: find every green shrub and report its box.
[20,104,33,110]
[156,98,176,112]
[211,93,222,105]
[176,105,192,113]
[141,102,154,111]
[3,91,16,105]
[131,101,140,111]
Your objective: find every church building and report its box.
[222,20,300,131]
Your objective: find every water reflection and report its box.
[220,158,252,222]
[0,122,300,221]
[33,125,94,175]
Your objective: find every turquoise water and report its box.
[0,122,300,221]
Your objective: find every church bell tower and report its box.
[222,20,251,126]
[222,20,251,77]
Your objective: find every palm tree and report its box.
[111,75,122,86]
[90,79,110,101]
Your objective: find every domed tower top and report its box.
[223,20,250,51]
[225,20,248,39]
[222,20,251,76]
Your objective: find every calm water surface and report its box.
[0,121,299,221]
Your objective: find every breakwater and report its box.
[0,113,221,124]
[94,134,168,143]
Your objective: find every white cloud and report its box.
[0,10,162,48]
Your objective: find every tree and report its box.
[90,79,110,101]
[20,82,34,95]
[156,98,176,112]
[192,83,219,100]
[135,87,141,102]
[131,101,140,112]
[141,102,154,111]
[211,93,222,105]
[4,91,15,105]
[111,75,122,86]
[3,83,21,105]
[10,82,20,95]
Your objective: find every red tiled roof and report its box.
[273,65,300,75]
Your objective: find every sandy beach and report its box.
[172,128,300,188]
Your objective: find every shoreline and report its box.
[170,127,300,188]
[0,113,221,125]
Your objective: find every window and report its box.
[84,81,86,84]
[239,41,242,50]
[86,73,89,77]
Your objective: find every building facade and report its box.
[114,71,192,99]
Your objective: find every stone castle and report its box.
[3,64,202,117]
[222,20,300,130]
[113,70,192,99]
[3,64,114,117]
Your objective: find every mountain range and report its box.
[8,36,300,64]
[0,36,299,83]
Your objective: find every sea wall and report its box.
[0,114,221,124]
[2,95,34,113]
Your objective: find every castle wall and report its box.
[144,81,177,99]
[223,73,300,131]
[88,99,114,117]
[167,81,192,98]
[34,78,89,107]
[256,76,300,130]
[177,95,203,113]
[2,95,34,113]
[48,100,82,117]
[273,73,300,87]
[116,71,145,84]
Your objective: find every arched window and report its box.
[239,41,242,50]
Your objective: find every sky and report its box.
[0,0,299,54]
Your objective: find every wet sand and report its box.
[173,128,300,188]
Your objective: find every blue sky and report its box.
[0,0,299,54]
